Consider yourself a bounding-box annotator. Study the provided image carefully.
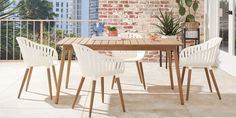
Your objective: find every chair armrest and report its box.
[180,42,208,59]
[180,44,220,66]
[22,42,58,65]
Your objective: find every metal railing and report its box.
[0,19,154,60]
[0,19,97,60]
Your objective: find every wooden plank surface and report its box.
[56,37,71,45]
[57,37,183,51]
[109,40,117,45]
[73,38,83,44]
[123,39,131,45]
[137,38,145,45]
[79,38,91,45]
[130,39,138,45]
[100,40,109,45]
[93,40,102,45]
[86,39,95,45]
[116,40,124,45]
[64,38,77,45]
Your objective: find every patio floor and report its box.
[0,61,236,118]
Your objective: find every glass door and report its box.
[219,0,229,52]
[219,0,235,55]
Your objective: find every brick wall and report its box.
[98,0,204,62]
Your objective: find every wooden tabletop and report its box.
[57,37,183,50]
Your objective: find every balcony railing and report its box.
[0,19,97,60]
[0,19,154,61]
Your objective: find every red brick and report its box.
[99,0,204,62]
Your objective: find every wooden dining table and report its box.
[55,37,184,105]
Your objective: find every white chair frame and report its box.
[72,44,126,117]
[180,37,222,100]
[111,33,146,89]
[16,37,58,100]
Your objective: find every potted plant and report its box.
[176,0,200,30]
[107,26,118,37]
[152,10,182,39]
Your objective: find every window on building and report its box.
[61,14,63,18]
[66,14,68,18]
[56,2,59,7]
[66,2,68,7]
[56,8,59,12]
[61,3,63,7]
[61,9,63,12]
[66,9,68,13]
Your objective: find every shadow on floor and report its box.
[104,85,236,117]
[38,85,236,117]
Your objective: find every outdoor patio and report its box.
[1,61,236,118]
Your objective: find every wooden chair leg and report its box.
[165,51,168,69]
[18,68,29,99]
[139,62,146,89]
[186,69,192,101]
[47,68,53,100]
[181,67,186,85]
[52,65,57,88]
[72,77,85,109]
[204,68,213,92]
[111,75,116,89]
[136,61,143,83]
[168,51,174,89]
[101,77,104,103]
[65,50,72,89]
[116,77,126,112]
[89,80,96,118]
[25,67,33,91]
[209,69,222,100]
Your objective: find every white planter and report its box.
[161,35,177,39]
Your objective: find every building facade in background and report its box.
[49,0,99,37]
[9,0,99,37]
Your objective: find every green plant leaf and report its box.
[107,26,117,31]
[186,14,195,22]
[193,0,199,12]
[152,10,183,35]
[185,0,192,7]
[176,0,180,4]
[179,6,186,16]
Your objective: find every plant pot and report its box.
[161,35,177,39]
[185,21,200,31]
[108,31,118,37]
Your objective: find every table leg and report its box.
[65,50,73,89]
[159,51,162,67]
[55,47,67,104]
[167,50,174,90]
[173,47,184,105]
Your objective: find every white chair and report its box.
[16,37,58,100]
[72,44,125,117]
[180,37,222,100]
[112,33,146,89]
